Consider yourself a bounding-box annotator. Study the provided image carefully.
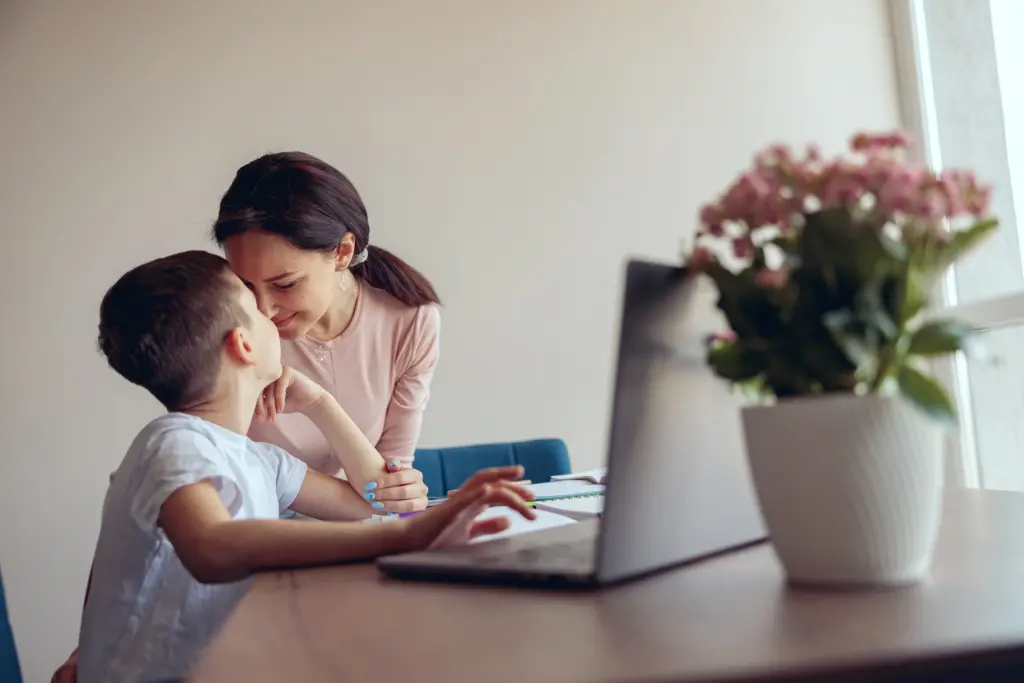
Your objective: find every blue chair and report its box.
[414,439,571,497]
[0,566,22,683]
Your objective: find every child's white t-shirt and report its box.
[77,412,308,683]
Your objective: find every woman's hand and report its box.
[256,366,327,422]
[402,466,536,550]
[368,459,429,514]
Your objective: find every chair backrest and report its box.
[0,566,22,683]
[414,438,571,497]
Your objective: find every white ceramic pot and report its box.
[742,393,945,588]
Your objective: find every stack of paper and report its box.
[551,468,608,485]
[525,480,604,500]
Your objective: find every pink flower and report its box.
[705,330,738,347]
[887,131,913,149]
[963,184,993,217]
[754,144,793,170]
[850,132,873,152]
[850,130,912,153]
[755,268,790,289]
[819,160,866,207]
[699,203,722,226]
[719,173,771,224]
[703,221,725,237]
[916,195,943,220]
[686,245,716,271]
[731,236,754,260]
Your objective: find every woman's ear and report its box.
[335,233,356,270]
[224,327,257,366]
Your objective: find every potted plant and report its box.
[685,130,997,588]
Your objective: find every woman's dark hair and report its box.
[212,151,439,307]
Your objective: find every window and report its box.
[892,0,1024,489]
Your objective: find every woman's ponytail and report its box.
[354,245,440,307]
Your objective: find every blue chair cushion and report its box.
[0,566,22,683]
[414,439,571,498]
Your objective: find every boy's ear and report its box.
[224,327,257,366]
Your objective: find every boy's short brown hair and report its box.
[98,250,250,411]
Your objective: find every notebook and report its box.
[425,480,603,508]
[524,481,604,500]
[550,468,607,485]
[535,496,604,520]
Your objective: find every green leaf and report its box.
[822,308,874,368]
[897,364,956,424]
[707,342,764,382]
[855,284,899,340]
[768,233,799,257]
[801,208,907,293]
[930,218,999,274]
[908,319,978,357]
[899,269,931,322]
[878,231,908,261]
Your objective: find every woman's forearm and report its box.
[289,469,377,521]
[304,395,388,490]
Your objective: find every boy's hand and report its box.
[401,466,536,550]
[257,366,327,422]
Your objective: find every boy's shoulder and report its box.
[135,412,246,446]
[119,413,252,476]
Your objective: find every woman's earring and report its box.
[336,266,346,291]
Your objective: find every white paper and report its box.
[469,507,576,543]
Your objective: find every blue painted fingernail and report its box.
[364,482,377,491]
[372,502,385,509]
[363,492,375,501]
[389,460,400,468]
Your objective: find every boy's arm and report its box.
[158,466,533,584]
[158,480,411,584]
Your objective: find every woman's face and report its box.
[223,230,354,340]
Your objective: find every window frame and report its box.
[889,0,1024,489]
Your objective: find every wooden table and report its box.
[190,490,1024,683]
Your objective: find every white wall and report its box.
[0,0,900,678]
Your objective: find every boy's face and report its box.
[231,273,283,382]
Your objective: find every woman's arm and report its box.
[302,396,390,492]
[375,304,440,464]
[286,467,381,521]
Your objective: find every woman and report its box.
[52,152,438,683]
[214,151,439,510]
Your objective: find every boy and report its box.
[77,250,533,683]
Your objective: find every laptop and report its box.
[376,259,767,587]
